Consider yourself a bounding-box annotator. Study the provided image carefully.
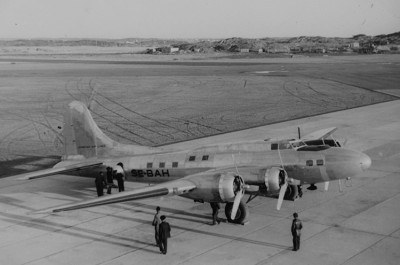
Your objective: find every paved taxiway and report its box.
[1,100,399,265]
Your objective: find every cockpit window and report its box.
[297,145,330,151]
[271,142,293,150]
[304,139,339,147]
[290,141,306,149]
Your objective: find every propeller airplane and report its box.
[16,101,371,224]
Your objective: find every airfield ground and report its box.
[0,54,399,264]
[0,54,398,161]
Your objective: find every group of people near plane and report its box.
[94,162,126,197]
[96,164,303,253]
[151,204,302,254]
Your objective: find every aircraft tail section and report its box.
[62,101,161,159]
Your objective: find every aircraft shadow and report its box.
[114,201,211,220]
[0,195,37,211]
[0,211,160,254]
[1,209,289,252]
[98,211,289,250]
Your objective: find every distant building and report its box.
[240,48,249,53]
[390,45,399,51]
[249,48,262,53]
[155,46,179,53]
[146,48,156,54]
[290,46,302,53]
[350,42,360,48]
[375,45,390,53]
[269,46,290,53]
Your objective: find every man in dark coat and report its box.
[291,212,303,251]
[95,172,106,197]
[158,215,171,254]
[210,202,221,225]
[106,167,114,194]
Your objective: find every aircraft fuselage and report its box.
[62,141,370,187]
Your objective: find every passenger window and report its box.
[159,162,165,168]
[271,143,278,150]
[316,159,324,166]
[306,160,313,166]
[189,156,196,162]
[172,162,178,168]
[202,155,209,161]
[147,162,153,168]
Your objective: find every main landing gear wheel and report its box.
[225,201,248,224]
[284,184,299,201]
[307,183,317,190]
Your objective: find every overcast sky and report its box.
[1,0,399,39]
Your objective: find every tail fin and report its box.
[62,101,160,159]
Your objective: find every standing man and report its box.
[152,206,161,246]
[106,167,114,194]
[115,162,125,192]
[291,212,303,251]
[210,202,221,225]
[158,215,171,254]
[95,172,105,197]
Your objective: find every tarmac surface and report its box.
[1,100,399,265]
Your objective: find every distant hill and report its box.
[200,32,400,53]
[1,32,399,54]
[0,38,211,47]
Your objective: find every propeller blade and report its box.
[277,181,288,210]
[231,153,241,175]
[230,189,244,219]
[324,181,329,191]
[338,179,343,192]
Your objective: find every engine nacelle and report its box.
[181,172,242,203]
[264,167,286,195]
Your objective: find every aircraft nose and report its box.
[360,152,372,171]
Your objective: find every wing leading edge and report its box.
[37,178,197,214]
[301,127,337,141]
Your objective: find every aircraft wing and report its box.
[301,127,337,141]
[16,161,103,180]
[37,178,197,213]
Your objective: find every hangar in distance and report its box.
[16,101,371,224]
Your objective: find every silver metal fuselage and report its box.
[66,141,371,186]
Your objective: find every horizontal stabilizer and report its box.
[17,161,103,180]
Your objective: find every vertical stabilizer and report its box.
[62,101,160,159]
